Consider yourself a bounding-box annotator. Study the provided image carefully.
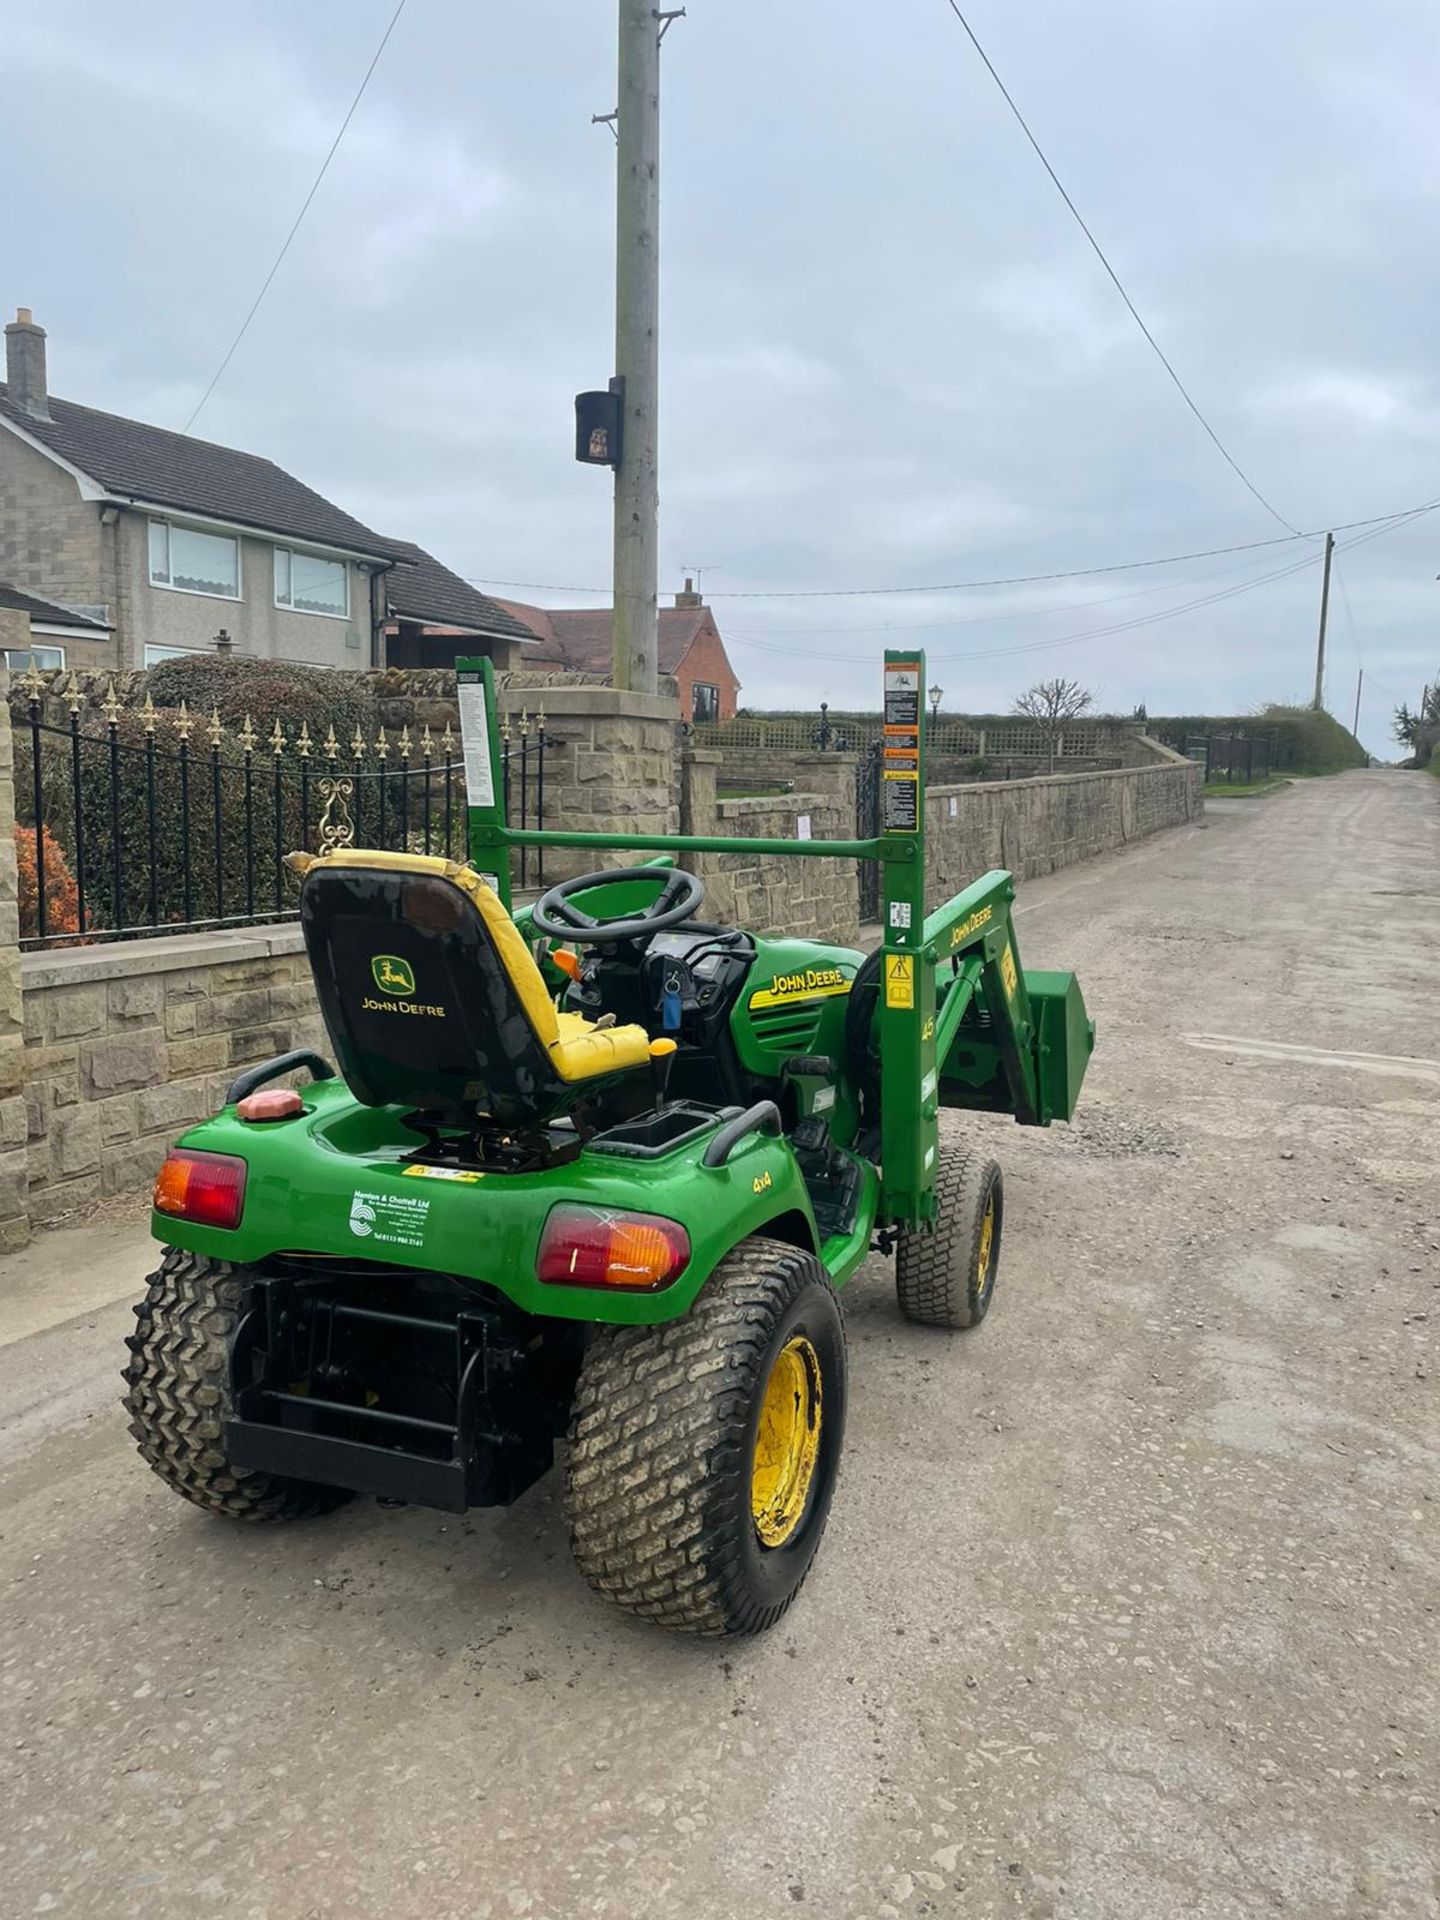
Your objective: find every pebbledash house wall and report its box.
[0,667,1200,1236]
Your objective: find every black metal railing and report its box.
[1173,729,1286,784]
[11,675,547,949]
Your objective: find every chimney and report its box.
[4,308,50,420]
[675,575,702,609]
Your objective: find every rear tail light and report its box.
[537,1205,689,1291]
[153,1150,248,1230]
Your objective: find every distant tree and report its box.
[1393,678,1439,766]
[1012,676,1094,771]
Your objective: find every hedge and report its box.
[145,654,374,751]
[1149,705,1366,776]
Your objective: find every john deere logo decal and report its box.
[371,955,415,997]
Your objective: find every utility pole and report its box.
[610,2,673,695]
[1312,530,1334,711]
[1352,665,1363,740]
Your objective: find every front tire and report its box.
[895,1146,1003,1329]
[123,1247,353,1522]
[566,1237,846,1636]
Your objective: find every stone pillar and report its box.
[512,685,682,884]
[787,753,857,817]
[0,664,31,1250]
[679,747,720,835]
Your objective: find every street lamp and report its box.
[929,683,943,721]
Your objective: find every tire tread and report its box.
[566,1237,842,1637]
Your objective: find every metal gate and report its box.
[855,740,882,921]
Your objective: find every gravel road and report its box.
[2,769,1437,1920]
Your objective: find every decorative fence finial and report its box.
[207,705,226,747]
[174,700,194,742]
[100,679,123,726]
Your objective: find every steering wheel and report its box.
[530,865,705,946]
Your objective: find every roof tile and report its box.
[0,382,400,558]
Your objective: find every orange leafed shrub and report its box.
[15,824,84,942]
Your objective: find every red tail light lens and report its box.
[153,1150,248,1230]
[537,1206,690,1290]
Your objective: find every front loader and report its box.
[123,650,1093,1636]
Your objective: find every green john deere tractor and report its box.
[123,651,1092,1636]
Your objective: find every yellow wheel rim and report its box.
[751,1335,823,1549]
[976,1192,996,1292]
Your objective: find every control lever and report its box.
[648,1037,677,1110]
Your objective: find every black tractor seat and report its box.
[291,850,656,1129]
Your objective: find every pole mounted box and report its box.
[575,385,623,468]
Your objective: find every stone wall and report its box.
[711,732,1165,796]
[0,665,29,1249]
[680,750,858,945]
[926,749,1203,902]
[20,928,325,1226]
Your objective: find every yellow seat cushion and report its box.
[551,1010,652,1080]
[291,847,651,1085]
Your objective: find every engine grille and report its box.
[749,1001,824,1057]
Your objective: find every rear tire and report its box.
[122,1246,353,1522]
[566,1237,846,1636]
[895,1146,1003,1330]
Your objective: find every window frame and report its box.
[148,518,242,603]
[691,681,721,724]
[143,643,212,669]
[3,644,65,672]
[274,545,350,621]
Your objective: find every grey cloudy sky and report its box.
[6,0,1439,749]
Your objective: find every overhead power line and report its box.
[182,0,408,432]
[719,503,1440,670]
[939,0,1299,536]
[467,495,1440,603]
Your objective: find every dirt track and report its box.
[2,769,1437,1919]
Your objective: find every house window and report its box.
[149,520,240,600]
[692,682,720,724]
[274,547,348,619]
[3,645,65,671]
[144,643,211,668]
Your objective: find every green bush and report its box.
[145,655,374,753]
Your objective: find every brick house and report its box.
[496,580,741,722]
[0,307,532,674]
